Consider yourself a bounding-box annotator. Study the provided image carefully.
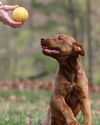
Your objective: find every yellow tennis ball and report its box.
[12,7,29,23]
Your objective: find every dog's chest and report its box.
[65,90,80,108]
[62,69,76,82]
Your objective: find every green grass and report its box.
[0,90,99,125]
[0,90,51,125]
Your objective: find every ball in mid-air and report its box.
[12,7,29,23]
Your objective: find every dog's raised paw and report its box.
[68,119,80,125]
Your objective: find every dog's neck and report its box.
[57,55,83,82]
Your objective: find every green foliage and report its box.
[33,52,58,74]
[31,0,45,8]
[31,0,66,14]
[40,20,58,31]
[0,0,99,83]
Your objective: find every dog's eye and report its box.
[58,37,63,41]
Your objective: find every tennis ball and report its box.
[12,7,29,23]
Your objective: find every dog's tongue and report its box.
[41,46,59,54]
[45,48,59,54]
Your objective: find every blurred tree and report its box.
[67,0,78,39]
[22,1,34,30]
[66,0,86,42]
[0,0,99,83]
[86,0,93,84]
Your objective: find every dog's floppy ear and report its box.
[72,42,85,56]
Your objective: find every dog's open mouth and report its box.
[41,45,60,54]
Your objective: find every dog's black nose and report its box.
[41,38,45,41]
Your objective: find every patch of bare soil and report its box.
[0,79,53,91]
[89,84,100,93]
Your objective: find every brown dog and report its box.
[41,34,92,125]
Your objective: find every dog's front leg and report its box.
[51,94,80,125]
[80,97,92,125]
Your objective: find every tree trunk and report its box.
[67,0,78,40]
[86,0,93,84]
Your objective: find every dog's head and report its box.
[41,34,84,60]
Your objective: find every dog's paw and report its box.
[67,119,80,125]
